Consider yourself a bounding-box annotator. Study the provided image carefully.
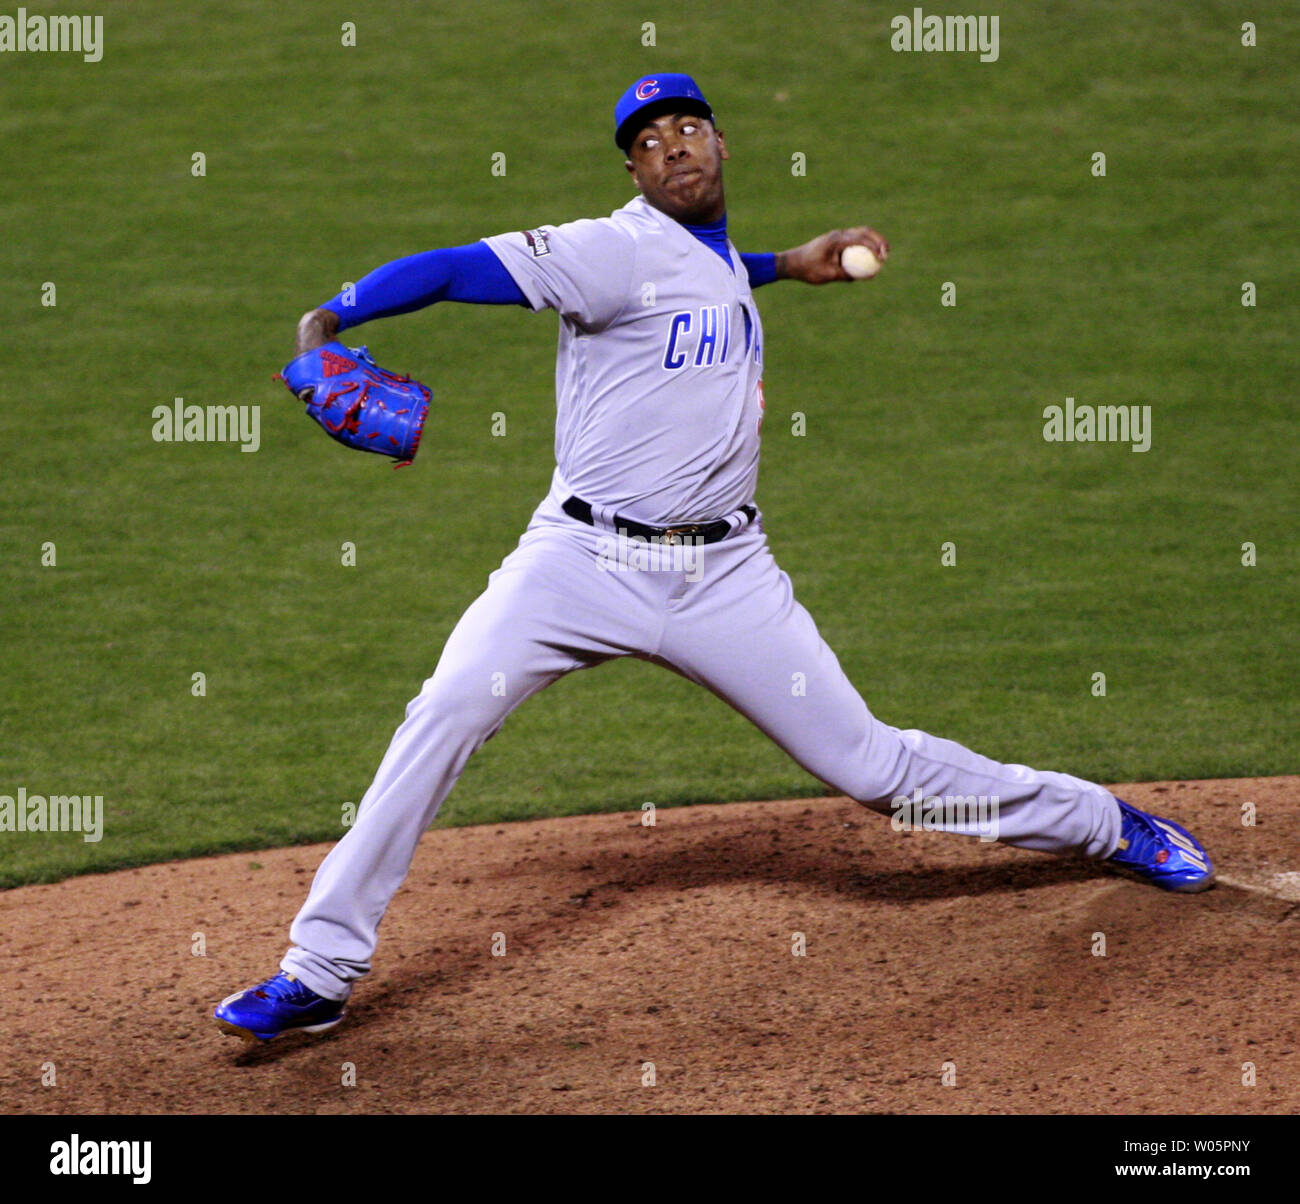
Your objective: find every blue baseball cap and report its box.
[614,73,714,153]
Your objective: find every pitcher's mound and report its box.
[2,777,1297,1114]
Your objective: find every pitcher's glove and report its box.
[279,342,430,467]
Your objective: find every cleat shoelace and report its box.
[1116,818,1162,865]
[252,973,310,1004]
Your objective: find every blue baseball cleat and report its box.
[1107,799,1215,892]
[214,971,346,1043]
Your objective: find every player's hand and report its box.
[776,227,889,284]
[288,308,344,401]
[295,307,341,359]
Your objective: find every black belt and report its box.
[562,495,756,545]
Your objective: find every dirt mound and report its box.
[2,778,1296,1114]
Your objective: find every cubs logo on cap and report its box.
[614,72,713,152]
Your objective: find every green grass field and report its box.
[1,1,1296,887]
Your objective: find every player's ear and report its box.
[715,128,729,160]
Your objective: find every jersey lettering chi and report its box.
[482,196,765,524]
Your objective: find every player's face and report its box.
[625,112,729,223]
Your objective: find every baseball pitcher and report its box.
[216,74,1214,1043]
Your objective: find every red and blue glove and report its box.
[280,342,430,467]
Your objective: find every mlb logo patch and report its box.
[523,228,552,257]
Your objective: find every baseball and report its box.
[841,244,882,280]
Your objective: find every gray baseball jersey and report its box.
[482,196,764,524]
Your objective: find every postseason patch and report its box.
[523,228,552,257]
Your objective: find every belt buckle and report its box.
[661,524,698,545]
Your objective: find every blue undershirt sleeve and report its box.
[320,242,529,332]
[740,252,779,289]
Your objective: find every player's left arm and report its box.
[746,226,889,286]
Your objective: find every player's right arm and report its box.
[293,242,529,355]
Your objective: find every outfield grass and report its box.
[1,1,1296,886]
